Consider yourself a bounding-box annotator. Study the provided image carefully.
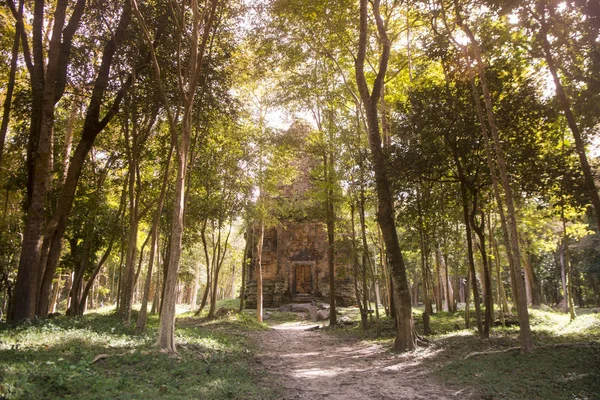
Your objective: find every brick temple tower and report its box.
[244,124,355,308]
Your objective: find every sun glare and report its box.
[454,31,470,46]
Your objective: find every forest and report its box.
[0,0,599,399]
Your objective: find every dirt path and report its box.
[249,322,460,400]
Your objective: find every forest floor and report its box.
[1,303,599,399]
[249,319,457,399]
[248,305,600,400]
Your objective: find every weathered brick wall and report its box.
[245,221,356,308]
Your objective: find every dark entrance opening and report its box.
[293,264,312,295]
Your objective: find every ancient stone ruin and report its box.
[244,124,355,308]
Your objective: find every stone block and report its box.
[317,309,329,321]
[279,304,292,312]
[292,303,312,312]
[308,306,318,322]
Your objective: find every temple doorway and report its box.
[293,264,312,295]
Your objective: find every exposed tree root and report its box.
[464,346,520,359]
[413,327,430,348]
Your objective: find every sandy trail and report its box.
[250,322,459,400]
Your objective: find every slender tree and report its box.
[355,0,415,351]
[132,0,219,351]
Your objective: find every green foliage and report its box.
[0,311,278,399]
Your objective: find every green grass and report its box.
[433,308,600,399]
[264,311,299,323]
[438,344,600,399]
[213,298,242,311]
[4,301,597,399]
[0,309,279,400]
[322,305,600,399]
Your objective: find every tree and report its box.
[10,0,87,321]
[453,2,533,351]
[355,0,415,351]
[132,0,219,352]
[36,0,133,318]
[530,0,600,233]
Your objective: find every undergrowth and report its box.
[0,307,278,400]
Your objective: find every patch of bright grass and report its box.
[432,308,600,399]
[0,311,279,399]
[215,298,242,310]
[322,306,600,399]
[437,345,600,399]
[265,311,299,323]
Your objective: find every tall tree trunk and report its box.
[156,84,198,344]
[434,247,444,312]
[457,10,533,351]
[238,222,252,312]
[137,230,158,331]
[457,173,483,335]
[561,210,576,320]
[324,152,337,326]
[378,227,391,316]
[444,253,455,312]
[355,0,415,351]
[132,0,218,352]
[358,189,371,327]
[351,202,368,329]
[255,221,265,323]
[208,221,232,319]
[439,249,450,312]
[120,147,140,322]
[157,121,189,351]
[150,247,161,314]
[195,221,212,316]
[488,214,505,318]
[465,269,471,328]
[521,250,542,306]
[536,2,600,232]
[419,238,432,335]
[470,199,493,338]
[443,124,483,332]
[207,225,223,318]
[416,189,432,334]
[67,220,94,316]
[36,3,132,317]
[11,0,86,321]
